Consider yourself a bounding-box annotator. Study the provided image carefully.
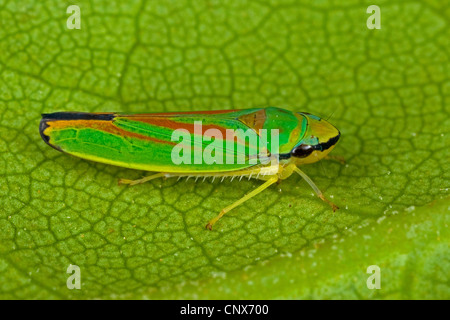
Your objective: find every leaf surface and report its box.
[0,0,448,299]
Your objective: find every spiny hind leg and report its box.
[118,172,166,186]
[193,165,279,182]
[118,171,206,186]
[118,166,275,186]
[293,166,339,211]
[206,175,278,230]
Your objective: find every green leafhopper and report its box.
[40,107,341,229]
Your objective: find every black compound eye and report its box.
[291,144,314,158]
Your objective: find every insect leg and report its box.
[206,175,278,230]
[323,154,346,164]
[293,166,339,211]
[118,172,166,186]
[118,167,264,186]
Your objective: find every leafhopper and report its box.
[39,107,341,229]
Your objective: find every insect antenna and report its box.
[319,159,328,177]
[326,109,336,121]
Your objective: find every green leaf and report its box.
[0,0,448,299]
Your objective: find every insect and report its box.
[39,107,341,230]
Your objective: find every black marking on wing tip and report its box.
[39,112,115,152]
[39,117,62,151]
[41,112,115,121]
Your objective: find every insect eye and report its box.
[291,144,314,158]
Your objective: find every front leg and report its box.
[293,166,339,211]
[324,154,346,165]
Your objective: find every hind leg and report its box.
[118,172,166,186]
